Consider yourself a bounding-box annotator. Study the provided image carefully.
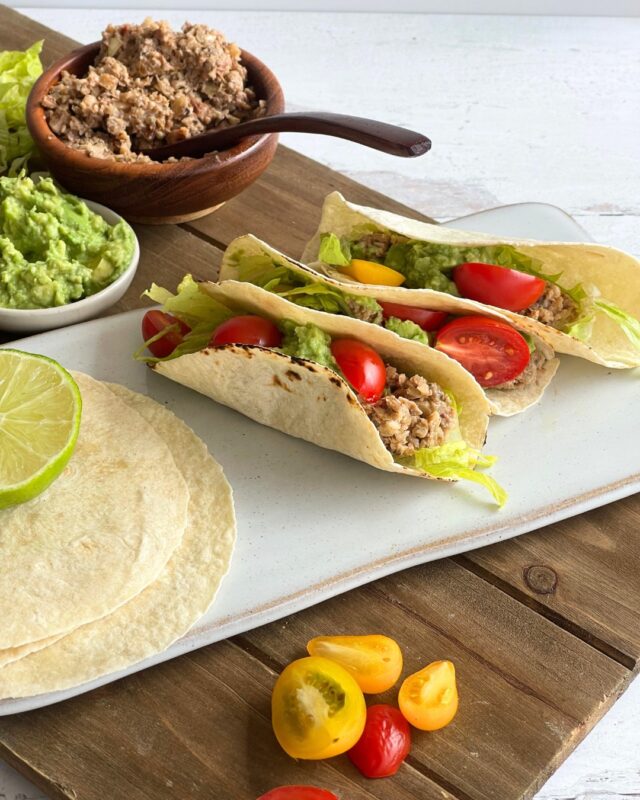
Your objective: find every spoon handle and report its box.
[143,112,431,160]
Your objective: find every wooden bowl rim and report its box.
[26,41,285,176]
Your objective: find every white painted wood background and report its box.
[2,9,639,800]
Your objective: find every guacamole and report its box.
[0,174,135,309]
[384,316,430,344]
[280,319,339,370]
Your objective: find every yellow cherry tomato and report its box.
[307,634,403,694]
[398,660,458,731]
[340,259,406,286]
[271,656,366,759]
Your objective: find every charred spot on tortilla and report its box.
[272,375,292,392]
[285,369,302,381]
[329,376,342,388]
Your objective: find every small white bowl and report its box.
[0,198,140,334]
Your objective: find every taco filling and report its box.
[315,229,640,352]
[230,251,552,392]
[137,275,506,506]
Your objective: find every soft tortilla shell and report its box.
[220,234,559,416]
[301,191,640,368]
[0,374,189,650]
[0,385,236,700]
[154,279,490,479]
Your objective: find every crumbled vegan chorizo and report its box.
[365,366,455,457]
[520,282,577,328]
[42,18,266,162]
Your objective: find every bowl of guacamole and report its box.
[0,173,139,332]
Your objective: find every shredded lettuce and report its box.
[402,441,507,507]
[137,275,234,362]
[0,41,43,174]
[318,232,351,266]
[594,299,640,350]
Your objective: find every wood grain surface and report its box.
[1,7,638,800]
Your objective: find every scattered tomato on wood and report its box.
[398,660,459,731]
[271,656,366,759]
[257,787,338,800]
[348,704,411,778]
[307,635,403,694]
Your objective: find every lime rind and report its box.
[0,350,82,510]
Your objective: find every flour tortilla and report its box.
[220,234,559,416]
[153,279,491,480]
[302,191,640,369]
[0,373,189,650]
[0,384,236,700]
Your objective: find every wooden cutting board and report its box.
[1,8,638,800]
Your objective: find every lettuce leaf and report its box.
[136,275,234,362]
[594,299,640,350]
[0,41,43,174]
[403,441,507,507]
[318,232,351,266]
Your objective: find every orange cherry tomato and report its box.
[341,259,405,287]
[398,660,459,731]
[271,656,366,760]
[306,635,403,694]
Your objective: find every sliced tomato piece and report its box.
[271,656,366,760]
[307,635,402,694]
[341,259,405,287]
[330,339,386,403]
[453,262,546,311]
[378,301,447,332]
[435,316,530,387]
[348,704,411,779]
[211,315,282,348]
[258,788,338,800]
[141,310,190,359]
[399,660,459,731]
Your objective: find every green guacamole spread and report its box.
[280,319,338,370]
[383,316,429,344]
[0,174,135,309]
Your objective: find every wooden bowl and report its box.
[26,42,285,224]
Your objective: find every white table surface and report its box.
[2,8,639,800]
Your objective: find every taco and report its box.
[138,277,506,506]
[219,234,559,417]
[301,192,640,369]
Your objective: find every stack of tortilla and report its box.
[0,373,236,700]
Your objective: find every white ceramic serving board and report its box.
[2,203,638,715]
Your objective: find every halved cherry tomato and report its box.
[398,660,459,731]
[307,635,403,694]
[435,316,530,387]
[341,259,405,287]
[257,788,338,800]
[453,262,546,311]
[271,656,366,760]
[330,339,386,403]
[348,704,411,779]
[211,315,282,348]
[379,301,447,332]
[141,310,190,359]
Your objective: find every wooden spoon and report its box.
[138,112,431,161]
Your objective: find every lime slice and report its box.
[0,350,82,510]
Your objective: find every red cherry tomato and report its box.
[257,788,338,800]
[379,301,447,332]
[435,316,530,388]
[453,262,546,311]
[330,339,386,403]
[211,315,282,348]
[141,310,190,359]
[348,704,411,779]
